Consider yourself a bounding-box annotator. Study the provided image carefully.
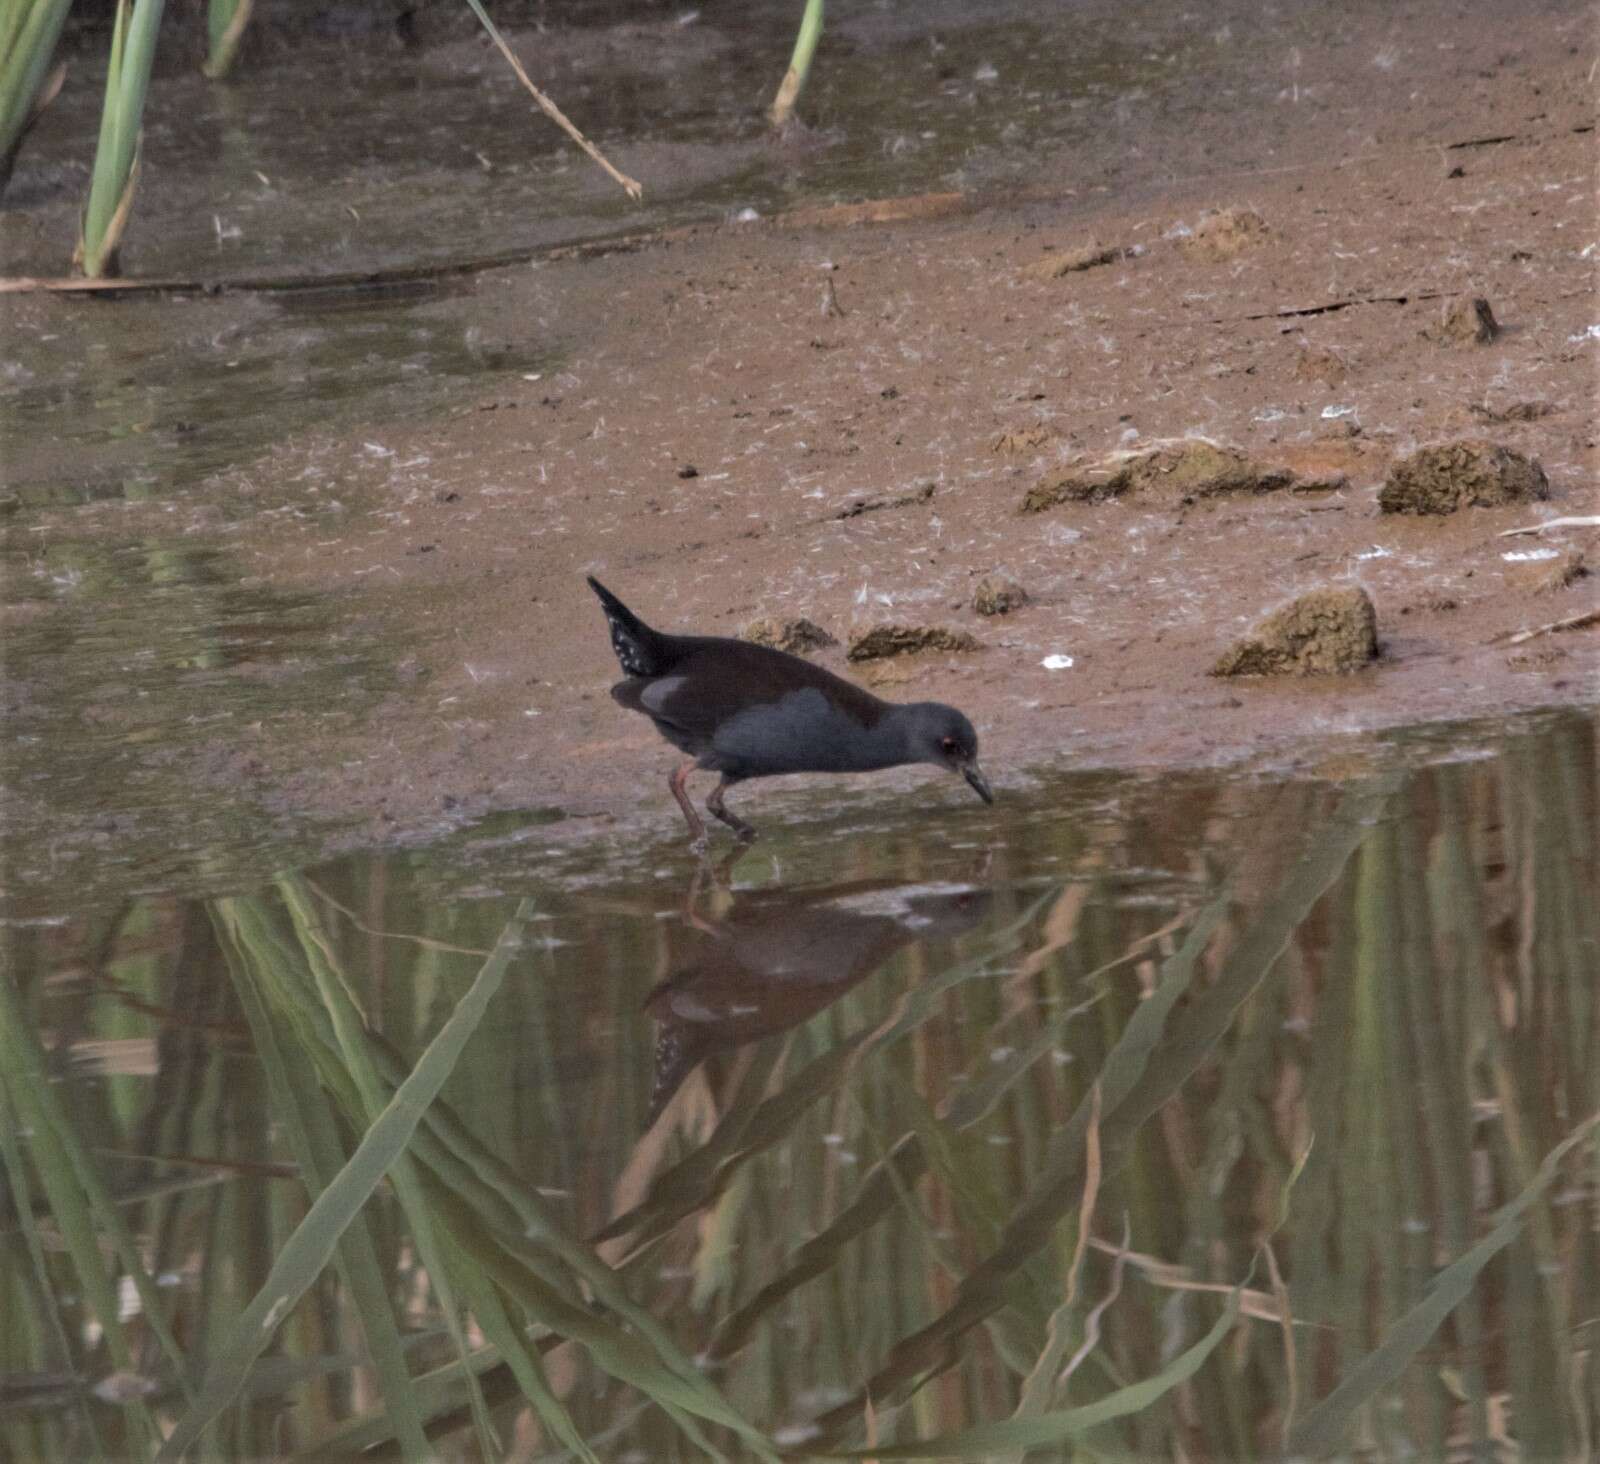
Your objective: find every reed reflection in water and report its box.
[0,710,1594,1461]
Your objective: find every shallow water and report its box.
[2,1,1172,518]
[7,3,1176,282]
[1,708,1593,1460]
[2,285,557,512]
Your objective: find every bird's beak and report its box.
[961,761,994,804]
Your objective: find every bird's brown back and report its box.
[612,634,888,748]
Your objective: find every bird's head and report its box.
[901,703,993,804]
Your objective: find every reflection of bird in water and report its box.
[644,878,994,1126]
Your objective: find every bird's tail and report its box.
[587,576,670,677]
[644,1020,711,1126]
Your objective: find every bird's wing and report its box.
[630,638,886,747]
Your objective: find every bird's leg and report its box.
[707,777,758,843]
[669,761,708,850]
[682,862,722,927]
[683,847,742,929]
[710,847,747,886]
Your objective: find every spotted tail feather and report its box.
[645,1020,710,1126]
[586,576,669,677]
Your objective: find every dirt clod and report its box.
[1024,438,1295,511]
[847,625,982,661]
[1378,440,1548,515]
[1022,241,1127,279]
[1504,549,1587,595]
[1290,473,1351,494]
[992,425,1055,455]
[1470,399,1556,424]
[856,659,917,687]
[972,574,1030,616]
[1430,295,1500,345]
[1181,207,1270,260]
[1211,586,1379,677]
[1293,346,1350,384]
[834,483,935,519]
[743,617,838,653]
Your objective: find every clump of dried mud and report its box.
[1378,440,1548,515]
[971,574,1030,616]
[1023,439,1297,511]
[1504,549,1587,595]
[991,426,1055,456]
[1180,207,1271,260]
[1020,240,1129,279]
[1212,587,1379,677]
[744,617,837,652]
[834,484,936,520]
[847,625,982,661]
[1292,345,1352,384]
[1427,295,1501,345]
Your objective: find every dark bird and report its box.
[587,576,993,845]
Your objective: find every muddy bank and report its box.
[4,0,1597,866]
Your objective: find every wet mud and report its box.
[2,0,1596,894]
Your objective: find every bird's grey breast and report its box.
[711,687,890,776]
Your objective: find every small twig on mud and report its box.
[1493,608,1600,646]
[463,0,641,200]
[1499,515,1600,537]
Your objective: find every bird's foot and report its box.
[706,778,758,842]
